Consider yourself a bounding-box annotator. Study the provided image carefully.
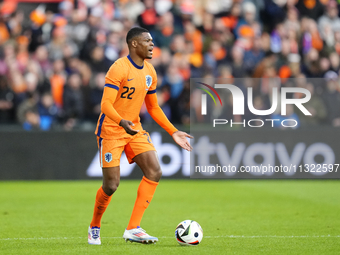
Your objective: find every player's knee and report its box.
[103,181,119,195]
[149,167,162,182]
[156,168,162,180]
[107,184,118,195]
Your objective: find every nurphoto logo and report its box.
[198,82,312,128]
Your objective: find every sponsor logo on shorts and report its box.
[105,153,112,163]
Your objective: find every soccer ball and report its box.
[175,220,203,246]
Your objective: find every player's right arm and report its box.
[101,62,138,136]
[101,87,122,124]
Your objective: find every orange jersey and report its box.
[95,56,158,139]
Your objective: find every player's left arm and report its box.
[145,93,193,151]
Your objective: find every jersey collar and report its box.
[127,55,144,70]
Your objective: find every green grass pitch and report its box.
[0,180,339,255]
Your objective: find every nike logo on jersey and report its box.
[146,200,150,204]
[128,78,134,81]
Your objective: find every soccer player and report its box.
[88,27,193,245]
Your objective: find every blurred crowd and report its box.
[0,0,340,130]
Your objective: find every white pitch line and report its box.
[0,235,339,241]
[201,235,340,238]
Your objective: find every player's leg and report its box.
[122,132,161,243]
[88,137,123,245]
[132,150,162,182]
[127,150,161,229]
[123,151,161,243]
[88,167,120,245]
[90,166,120,227]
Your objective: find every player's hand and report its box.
[172,131,193,151]
[119,119,139,135]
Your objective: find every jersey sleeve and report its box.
[101,61,126,125]
[105,61,126,88]
[145,92,178,135]
[101,86,123,124]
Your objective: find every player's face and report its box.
[137,33,154,59]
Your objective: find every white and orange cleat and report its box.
[88,226,101,245]
[123,226,158,244]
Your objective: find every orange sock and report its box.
[126,176,158,230]
[90,186,112,228]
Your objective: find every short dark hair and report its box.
[126,27,149,44]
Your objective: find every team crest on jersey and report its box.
[146,75,152,88]
[105,153,112,163]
